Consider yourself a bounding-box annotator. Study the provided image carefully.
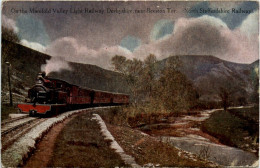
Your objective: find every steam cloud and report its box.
[41,56,72,75]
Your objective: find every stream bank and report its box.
[138,107,258,167]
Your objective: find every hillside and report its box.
[164,55,258,103]
[1,40,129,104]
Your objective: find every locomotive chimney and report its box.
[42,71,46,78]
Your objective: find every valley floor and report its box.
[22,109,214,167]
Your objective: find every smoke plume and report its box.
[41,56,72,75]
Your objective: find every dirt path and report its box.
[24,115,77,168]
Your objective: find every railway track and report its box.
[1,116,38,135]
[1,116,48,151]
[1,115,29,125]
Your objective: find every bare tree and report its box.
[111,55,143,104]
[154,57,197,114]
[111,55,127,73]
[141,54,158,100]
[111,55,198,115]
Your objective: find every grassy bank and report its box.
[201,106,259,154]
[48,112,127,167]
[99,104,205,128]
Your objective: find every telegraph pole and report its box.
[6,62,13,106]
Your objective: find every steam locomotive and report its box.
[18,72,129,116]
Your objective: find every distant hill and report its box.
[48,62,129,93]
[162,55,258,103]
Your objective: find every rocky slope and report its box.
[163,56,258,103]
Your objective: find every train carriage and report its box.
[113,94,129,104]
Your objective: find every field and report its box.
[201,106,259,154]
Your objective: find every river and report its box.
[141,107,259,167]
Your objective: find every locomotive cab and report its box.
[28,72,70,105]
[28,72,52,104]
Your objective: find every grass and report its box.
[48,112,127,167]
[229,106,259,123]
[1,104,19,121]
[201,106,259,154]
[98,105,172,128]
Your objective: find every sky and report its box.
[1,1,259,71]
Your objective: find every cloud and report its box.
[221,29,258,63]
[45,37,133,69]
[2,15,19,33]
[43,14,258,70]
[132,16,230,60]
[20,10,255,72]
[20,39,46,53]
[133,15,258,63]
[170,16,230,56]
